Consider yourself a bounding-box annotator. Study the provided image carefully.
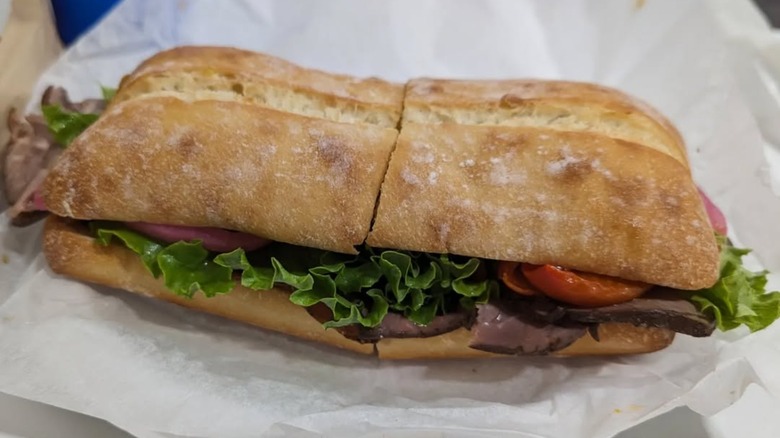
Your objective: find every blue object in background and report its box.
[50,0,121,45]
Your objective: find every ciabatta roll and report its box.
[22,46,728,360]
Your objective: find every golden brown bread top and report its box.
[44,46,406,253]
[43,96,398,254]
[114,46,404,128]
[43,46,719,288]
[404,78,688,166]
[42,215,675,359]
[369,79,720,290]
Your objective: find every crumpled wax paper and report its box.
[1,0,779,437]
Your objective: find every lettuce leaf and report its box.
[157,241,233,298]
[213,247,495,328]
[101,86,117,101]
[41,85,113,146]
[41,105,99,147]
[91,222,234,298]
[691,235,780,332]
[92,221,780,332]
[91,223,163,277]
[92,223,495,328]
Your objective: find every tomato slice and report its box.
[497,261,537,296]
[521,264,651,308]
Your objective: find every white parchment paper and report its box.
[2,1,780,437]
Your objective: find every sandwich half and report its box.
[25,46,779,359]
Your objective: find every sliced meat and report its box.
[307,304,472,343]
[4,110,58,204]
[356,311,473,342]
[3,86,105,226]
[527,295,567,322]
[469,298,586,355]
[42,86,105,114]
[4,109,62,225]
[9,210,48,227]
[7,170,50,225]
[566,288,715,337]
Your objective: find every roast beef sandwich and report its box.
[11,46,778,359]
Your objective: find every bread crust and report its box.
[42,216,675,359]
[115,46,404,128]
[44,46,406,254]
[369,79,720,290]
[43,96,398,254]
[376,324,675,360]
[42,47,718,288]
[43,216,376,355]
[403,78,688,164]
[38,47,717,352]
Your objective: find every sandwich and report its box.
[9,46,779,359]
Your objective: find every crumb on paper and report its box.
[1,254,8,264]
[614,405,643,414]
[635,0,646,9]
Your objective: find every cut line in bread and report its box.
[44,96,401,254]
[44,46,718,286]
[369,79,719,289]
[44,46,407,254]
[36,46,718,359]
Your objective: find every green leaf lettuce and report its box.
[692,235,780,332]
[90,223,780,333]
[100,86,117,101]
[91,222,234,298]
[91,223,495,328]
[41,105,99,147]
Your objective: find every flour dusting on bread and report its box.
[44,46,405,254]
[368,79,719,290]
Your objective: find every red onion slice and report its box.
[697,187,727,235]
[31,189,47,211]
[8,172,48,220]
[124,222,271,252]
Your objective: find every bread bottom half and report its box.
[42,216,675,359]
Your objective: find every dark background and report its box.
[756,0,780,26]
